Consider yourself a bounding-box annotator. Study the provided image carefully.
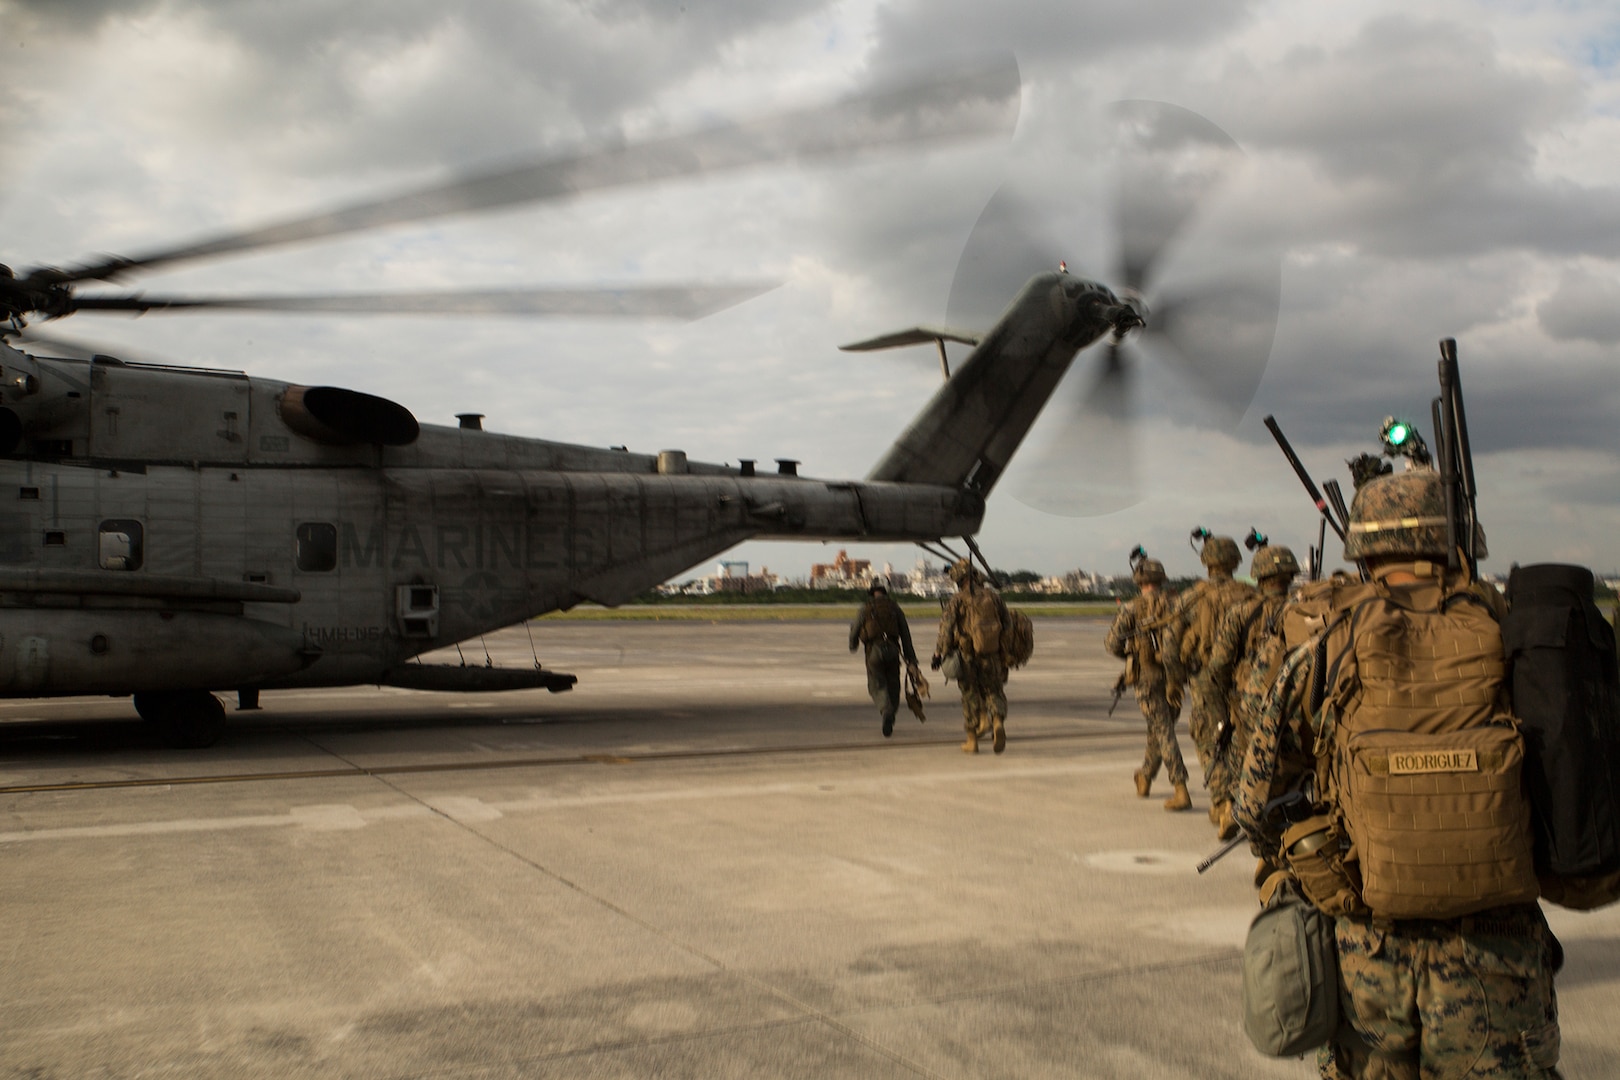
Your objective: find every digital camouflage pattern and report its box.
[1250,545,1300,580]
[955,654,1008,744]
[1237,572,1562,1079]
[1321,906,1562,1079]
[1343,466,1488,562]
[1234,643,1318,842]
[1106,590,1188,787]
[1206,574,1293,794]
[1170,572,1257,804]
[1199,535,1242,570]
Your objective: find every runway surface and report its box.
[1,617,1615,1078]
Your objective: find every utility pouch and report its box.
[1342,725,1540,919]
[1242,873,1339,1058]
[1282,815,1367,918]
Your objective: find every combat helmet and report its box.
[1343,467,1488,561]
[1199,535,1241,572]
[1132,558,1167,586]
[946,558,982,585]
[1250,545,1300,581]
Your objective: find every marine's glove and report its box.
[930,654,942,671]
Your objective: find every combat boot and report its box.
[1216,802,1239,841]
[991,717,1006,755]
[1163,782,1191,812]
[1208,803,1222,825]
[882,712,895,738]
[1133,770,1151,798]
[962,731,979,754]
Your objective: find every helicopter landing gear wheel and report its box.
[133,690,227,749]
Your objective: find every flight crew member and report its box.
[1235,469,1561,1078]
[1167,533,1256,833]
[1105,557,1190,810]
[1203,544,1300,841]
[931,559,1010,754]
[849,582,919,737]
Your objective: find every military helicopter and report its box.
[0,61,1143,748]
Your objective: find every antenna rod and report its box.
[1263,415,1346,541]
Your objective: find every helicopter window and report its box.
[296,522,338,572]
[43,530,66,546]
[97,520,143,571]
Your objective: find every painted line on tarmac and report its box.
[0,727,1137,796]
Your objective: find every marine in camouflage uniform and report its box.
[1236,468,1561,1079]
[849,582,919,737]
[1204,544,1300,840]
[1105,558,1190,809]
[1168,534,1256,833]
[931,559,1010,754]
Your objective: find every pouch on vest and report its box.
[1504,563,1620,881]
[1242,873,1339,1058]
[1281,815,1367,918]
[1342,725,1540,919]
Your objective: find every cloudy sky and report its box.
[3,0,1618,582]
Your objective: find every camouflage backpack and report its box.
[1184,578,1256,669]
[961,582,1006,658]
[1001,608,1035,669]
[1307,568,1540,920]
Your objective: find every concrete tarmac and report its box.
[0,616,1615,1078]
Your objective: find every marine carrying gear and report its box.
[1313,566,1539,920]
[1504,564,1620,890]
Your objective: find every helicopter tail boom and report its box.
[862,272,1129,497]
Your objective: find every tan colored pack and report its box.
[1001,608,1035,668]
[961,583,1005,657]
[1134,590,1170,670]
[1183,578,1256,669]
[1315,568,1539,920]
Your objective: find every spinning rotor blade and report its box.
[1009,339,1139,516]
[26,60,1020,290]
[1112,100,1243,294]
[1140,266,1282,422]
[59,282,777,321]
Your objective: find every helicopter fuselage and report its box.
[0,347,982,699]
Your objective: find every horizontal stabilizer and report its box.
[839,326,983,352]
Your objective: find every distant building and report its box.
[810,549,874,589]
[906,558,953,598]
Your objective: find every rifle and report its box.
[1108,671,1127,716]
[1196,790,1311,874]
